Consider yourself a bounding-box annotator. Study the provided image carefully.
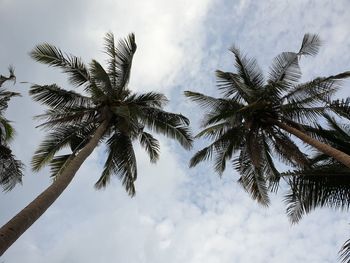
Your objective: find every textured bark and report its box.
[0,120,109,256]
[274,120,350,169]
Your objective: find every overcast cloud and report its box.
[1,0,350,262]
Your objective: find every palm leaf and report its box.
[229,45,264,88]
[95,132,137,196]
[215,70,252,102]
[30,84,93,109]
[126,92,169,108]
[30,43,90,87]
[139,131,160,163]
[0,145,23,192]
[31,123,95,171]
[115,33,137,91]
[139,107,193,149]
[89,59,113,95]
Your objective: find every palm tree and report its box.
[282,115,350,262]
[0,66,23,192]
[0,33,193,255]
[185,33,350,205]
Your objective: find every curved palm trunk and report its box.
[274,121,350,169]
[0,120,109,256]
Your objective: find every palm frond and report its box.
[340,238,350,263]
[104,32,118,87]
[89,59,113,95]
[0,66,16,87]
[35,107,98,129]
[229,45,264,88]
[190,126,244,168]
[299,33,321,56]
[0,145,23,192]
[29,84,93,109]
[31,123,95,171]
[126,92,169,108]
[282,72,350,104]
[115,33,137,91]
[139,107,193,149]
[234,146,270,206]
[49,154,72,179]
[269,129,309,168]
[268,51,300,85]
[139,131,160,163]
[95,132,137,196]
[30,43,90,87]
[215,70,252,102]
[0,117,15,142]
[268,34,321,86]
[184,91,228,110]
[284,165,350,223]
[329,97,350,119]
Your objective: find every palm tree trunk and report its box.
[273,120,350,168]
[0,119,109,256]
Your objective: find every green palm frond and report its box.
[0,145,23,192]
[140,107,193,149]
[194,122,231,140]
[0,66,16,87]
[299,33,321,56]
[268,34,321,86]
[229,45,264,88]
[284,165,350,223]
[201,103,243,127]
[126,92,169,108]
[234,146,269,206]
[104,32,118,87]
[282,104,327,123]
[89,59,113,95]
[31,123,95,171]
[215,70,252,102]
[35,107,98,129]
[269,129,309,168]
[283,78,337,105]
[184,91,229,110]
[189,126,243,168]
[340,239,350,263]
[269,51,300,85]
[115,33,137,91]
[329,98,350,119]
[95,132,137,196]
[213,141,235,175]
[30,84,93,109]
[0,117,15,142]
[139,131,160,163]
[49,154,72,179]
[262,139,280,191]
[0,90,21,113]
[30,43,90,87]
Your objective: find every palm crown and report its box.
[185,33,350,205]
[0,66,23,191]
[30,33,193,195]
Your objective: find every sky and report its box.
[1,0,350,262]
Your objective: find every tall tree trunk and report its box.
[273,120,350,169]
[0,119,109,256]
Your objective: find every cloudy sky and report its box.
[1,0,350,262]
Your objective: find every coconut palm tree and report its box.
[0,33,193,255]
[185,33,350,205]
[0,66,23,191]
